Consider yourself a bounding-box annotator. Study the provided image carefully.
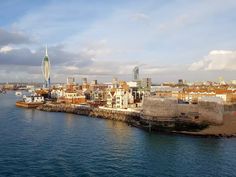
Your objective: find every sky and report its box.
[0,0,236,84]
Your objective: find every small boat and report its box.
[15,91,22,96]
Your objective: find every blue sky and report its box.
[0,0,236,83]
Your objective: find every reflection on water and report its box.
[0,92,236,177]
[105,120,133,143]
[65,113,75,128]
[22,109,36,123]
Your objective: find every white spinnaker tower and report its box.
[42,46,51,88]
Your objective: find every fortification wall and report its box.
[224,103,236,112]
[198,101,224,125]
[142,97,178,120]
[177,104,198,114]
[142,96,225,125]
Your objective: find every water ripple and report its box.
[0,93,236,177]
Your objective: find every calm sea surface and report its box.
[0,92,236,177]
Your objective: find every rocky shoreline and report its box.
[36,103,236,138]
[37,103,140,123]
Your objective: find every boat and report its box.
[15,91,22,96]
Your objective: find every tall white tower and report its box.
[42,45,51,88]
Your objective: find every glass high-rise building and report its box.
[133,66,139,81]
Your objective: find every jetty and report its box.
[15,95,45,108]
[16,101,43,108]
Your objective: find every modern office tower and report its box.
[133,66,139,81]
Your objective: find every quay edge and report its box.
[35,103,236,138]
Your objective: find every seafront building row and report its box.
[42,77,150,109]
[2,46,234,137]
[10,74,236,130]
[2,46,236,108]
[4,47,234,136]
[3,47,236,127]
[2,75,236,107]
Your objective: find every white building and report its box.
[51,89,65,98]
[115,88,129,109]
[104,82,113,89]
[127,81,138,88]
[106,90,116,108]
[23,96,44,103]
[65,91,78,98]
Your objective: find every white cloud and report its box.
[3,0,236,83]
[0,46,13,53]
[189,50,236,71]
[79,39,112,59]
[64,66,79,71]
[157,14,190,32]
[130,13,149,22]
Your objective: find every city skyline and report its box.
[1,1,236,176]
[0,0,236,83]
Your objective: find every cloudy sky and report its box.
[1,0,236,83]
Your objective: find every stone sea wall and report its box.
[142,97,226,125]
[35,99,236,136]
[198,101,224,125]
[177,104,198,115]
[224,103,236,112]
[37,104,140,123]
[142,97,178,119]
[37,103,208,133]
